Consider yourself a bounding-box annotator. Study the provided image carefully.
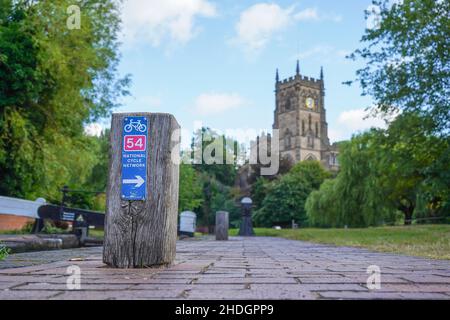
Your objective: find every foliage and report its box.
[306,179,340,228]
[306,118,449,227]
[0,0,129,205]
[179,164,203,212]
[315,0,450,228]
[250,177,270,209]
[41,221,67,234]
[348,0,449,136]
[248,155,294,184]
[254,161,330,227]
[0,243,9,261]
[307,133,396,228]
[195,173,240,229]
[190,127,239,186]
[181,128,241,230]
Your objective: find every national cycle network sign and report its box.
[121,116,148,201]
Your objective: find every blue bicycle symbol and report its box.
[124,119,147,133]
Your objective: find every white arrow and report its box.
[123,176,145,188]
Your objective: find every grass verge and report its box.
[230,225,450,260]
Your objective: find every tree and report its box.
[333,132,396,227]
[0,0,130,202]
[306,118,449,227]
[254,161,329,227]
[180,128,241,230]
[191,127,238,187]
[374,113,449,224]
[306,179,340,228]
[178,164,203,212]
[348,0,449,135]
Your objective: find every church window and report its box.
[302,120,305,136]
[285,99,291,111]
[284,130,292,149]
[307,133,314,148]
[315,123,319,137]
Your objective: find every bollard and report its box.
[215,211,229,241]
[103,113,180,268]
[239,197,255,236]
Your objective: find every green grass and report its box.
[88,229,105,239]
[0,243,10,261]
[230,225,450,260]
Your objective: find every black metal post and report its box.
[239,197,255,236]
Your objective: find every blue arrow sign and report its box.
[121,116,148,201]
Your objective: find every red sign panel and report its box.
[124,135,147,152]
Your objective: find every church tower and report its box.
[273,62,338,170]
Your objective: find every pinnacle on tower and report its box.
[276,68,279,83]
[296,60,300,75]
[320,66,324,80]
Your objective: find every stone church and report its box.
[238,62,340,194]
[273,61,339,171]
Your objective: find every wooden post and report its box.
[103,113,180,268]
[215,211,229,241]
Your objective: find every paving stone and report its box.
[0,237,448,300]
[50,290,183,300]
[0,289,62,300]
[379,284,450,293]
[0,282,22,290]
[196,277,298,284]
[318,291,450,300]
[13,282,135,291]
[251,283,368,292]
[400,275,450,284]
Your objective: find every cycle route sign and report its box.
[121,116,148,200]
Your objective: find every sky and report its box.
[88,0,388,148]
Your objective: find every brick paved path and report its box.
[0,237,449,300]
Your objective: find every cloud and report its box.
[294,8,319,21]
[232,4,342,54]
[337,108,386,131]
[329,108,387,143]
[296,45,334,59]
[121,0,217,48]
[232,3,294,53]
[294,7,342,22]
[193,92,247,115]
[293,45,351,62]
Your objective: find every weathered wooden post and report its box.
[215,211,229,241]
[103,113,180,268]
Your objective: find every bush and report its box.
[254,161,330,228]
[0,244,10,261]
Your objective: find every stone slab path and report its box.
[0,237,449,300]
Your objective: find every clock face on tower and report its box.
[305,97,315,110]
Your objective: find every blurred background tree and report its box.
[0,0,130,208]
